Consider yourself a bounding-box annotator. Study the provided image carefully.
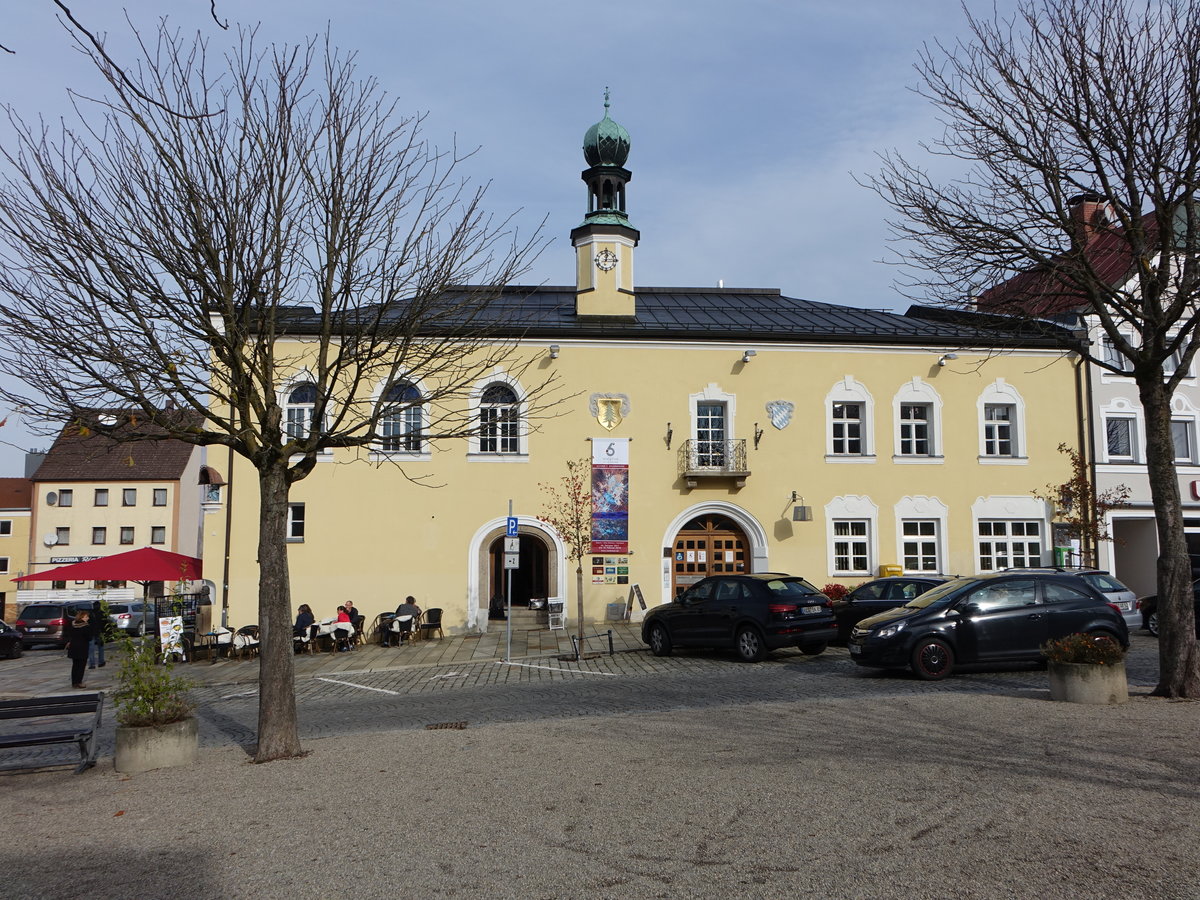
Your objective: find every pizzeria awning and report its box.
[14,546,202,583]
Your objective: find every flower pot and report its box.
[114,717,199,774]
[1047,660,1128,705]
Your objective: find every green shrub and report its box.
[1041,632,1126,666]
[112,635,196,727]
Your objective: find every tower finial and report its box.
[603,86,610,114]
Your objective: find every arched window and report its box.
[285,383,318,441]
[379,381,423,453]
[479,383,519,454]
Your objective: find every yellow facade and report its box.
[0,505,31,618]
[207,337,1079,632]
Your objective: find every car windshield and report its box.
[764,578,823,598]
[903,578,977,609]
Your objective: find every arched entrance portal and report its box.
[488,533,549,611]
[670,514,749,596]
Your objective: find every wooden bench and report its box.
[0,693,105,774]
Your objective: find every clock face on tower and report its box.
[594,248,618,272]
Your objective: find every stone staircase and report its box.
[494,605,546,631]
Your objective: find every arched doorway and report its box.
[488,533,549,611]
[670,513,749,596]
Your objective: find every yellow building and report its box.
[208,104,1083,634]
[0,478,32,619]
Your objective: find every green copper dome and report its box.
[583,90,630,168]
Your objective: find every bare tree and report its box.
[539,457,592,658]
[0,21,552,760]
[866,0,1200,697]
[1035,443,1131,567]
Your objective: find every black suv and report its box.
[642,574,836,662]
[847,571,1129,680]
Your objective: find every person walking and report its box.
[87,600,107,669]
[66,610,92,689]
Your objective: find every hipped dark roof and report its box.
[31,411,202,483]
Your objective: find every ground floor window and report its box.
[977,520,1042,570]
[832,520,870,574]
[902,520,940,572]
[287,503,305,542]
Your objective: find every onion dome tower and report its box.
[572,89,639,317]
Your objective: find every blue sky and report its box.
[0,0,1000,473]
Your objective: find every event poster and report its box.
[592,438,629,554]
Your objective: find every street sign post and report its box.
[506,516,519,537]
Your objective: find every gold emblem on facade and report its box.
[589,393,630,431]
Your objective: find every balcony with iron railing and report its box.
[678,439,750,488]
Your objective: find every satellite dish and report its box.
[98,414,118,426]
[43,533,58,547]
[46,491,58,506]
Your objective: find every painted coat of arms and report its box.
[590,393,631,431]
[766,400,794,430]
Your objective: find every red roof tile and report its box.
[30,411,202,483]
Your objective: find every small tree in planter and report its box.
[1041,632,1128,705]
[112,636,199,773]
[539,458,592,659]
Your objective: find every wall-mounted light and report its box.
[937,352,959,367]
[741,349,757,363]
[549,345,560,359]
[754,422,764,449]
[664,422,673,449]
[791,491,813,522]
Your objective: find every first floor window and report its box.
[285,383,318,441]
[983,404,1015,456]
[0,557,8,575]
[123,488,137,506]
[288,503,305,541]
[55,527,70,546]
[0,520,10,536]
[899,404,931,456]
[833,520,870,573]
[1106,417,1135,460]
[695,402,728,467]
[119,526,134,545]
[94,488,108,506]
[479,384,520,454]
[977,520,1042,570]
[1173,420,1194,463]
[831,403,863,455]
[902,520,940,572]
[379,381,423,452]
[92,527,107,545]
[150,526,166,545]
[58,489,73,507]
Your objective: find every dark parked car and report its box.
[1137,581,1200,637]
[14,602,91,648]
[848,571,1129,680]
[0,619,23,658]
[832,576,951,643]
[642,573,836,662]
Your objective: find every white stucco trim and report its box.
[824,494,880,577]
[826,376,874,457]
[893,495,949,575]
[465,516,567,633]
[658,503,769,607]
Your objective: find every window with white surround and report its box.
[285,382,318,441]
[1105,416,1136,461]
[379,380,424,453]
[893,379,943,461]
[1174,420,1196,463]
[0,557,8,575]
[287,503,305,541]
[977,520,1042,570]
[978,380,1026,462]
[479,383,520,454]
[825,495,879,575]
[695,401,728,467]
[826,377,874,460]
[1101,335,1131,372]
[902,520,940,572]
[0,520,10,536]
[899,405,931,455]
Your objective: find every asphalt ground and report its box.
[0,632,1196,899]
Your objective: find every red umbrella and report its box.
[15,546,202,583]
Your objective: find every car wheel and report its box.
[1087,629,1120,646]
[799,642,828,656]
[910,637,954,681]
[735,626,766,663]
[647,623,672,657]
[9,641,21,659]
[1147,612,1158,637]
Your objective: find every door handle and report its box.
[1026,613,1043,620]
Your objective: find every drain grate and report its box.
[425,721,468,730]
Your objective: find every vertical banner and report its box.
[591,438,629,554]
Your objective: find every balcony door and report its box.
[696,402,727,468]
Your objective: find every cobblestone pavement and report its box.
[0,629,1166,771]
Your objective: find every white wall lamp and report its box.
[549,345,560,359]
[791,491,813,522]
[741,349,757,363]
[937,352,959,367]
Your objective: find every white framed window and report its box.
[119,527,134,545]
[695,401,728,467]
[978,380,1026,463]
[902,520,941,572]
[479,383,520,453]
[977,520,1042,570]
[150,526,166,545]
[0,557,8,575]
[287,503,305,542]
[94,488,108,507]
[285,382,318,441]
[58,489,73,507]
[1101,335,1131,372]
[92,527,106,545]
[899,405,931,455]
[893,378,943,461]
[983,404,1015,456]
[153,488,168,506]
[832,521,871,574]
[1105,416,1136,461]
[1174,419,1196,463]
[378,380,424,453]
[826,377,874,461]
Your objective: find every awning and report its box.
[14,547,203,583]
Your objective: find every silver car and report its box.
[108,601,149,636]
[1003,567,1138,629]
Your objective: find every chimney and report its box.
[1068,192,1112,246]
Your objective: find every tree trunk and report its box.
[575,561,584,659]
[253,463,303,761]
[1138,376,1200,697]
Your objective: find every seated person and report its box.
[333,605,354,651]
[344,599,363,625]
[294,603,315,637]
[394,596,421,620]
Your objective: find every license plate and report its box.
[849,644,861,655]
[801,605,823,615]
[28,627,46,632]
[1117,601,1132,611]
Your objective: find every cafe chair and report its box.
[293,626,315,654]
[389,614,414,646]
[351,616,367,648]
[417,608,444,641]
[233,625,260,660]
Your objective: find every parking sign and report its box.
[506,516,518,537]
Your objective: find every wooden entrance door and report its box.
[671,514,748,596]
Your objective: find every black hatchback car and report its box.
[832,575,951,643]
[642,574,836,662]
[848,572,1129,680]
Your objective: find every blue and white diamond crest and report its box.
[766,400,794,430]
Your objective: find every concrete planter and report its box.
[114,717,199,774]
[1047,660,1129,705]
